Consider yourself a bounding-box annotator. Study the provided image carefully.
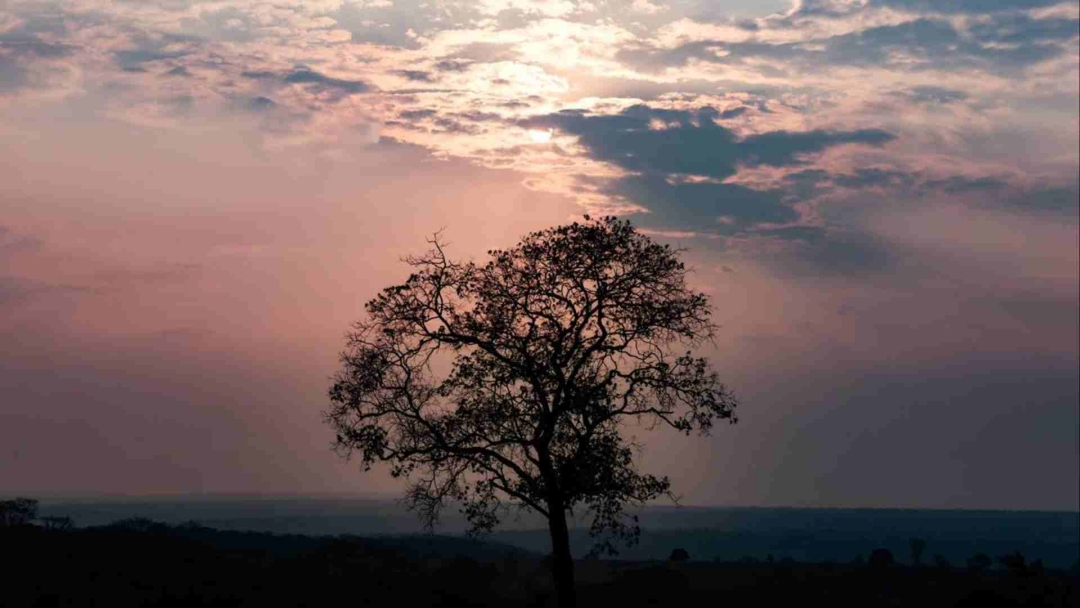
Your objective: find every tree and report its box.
[909,537,926,566]
[967,553,993,572]
[40,516,74,531]
[0,497,39,527]
[869,548,894,569]
[669,548,690,563]
[327,216,738,608]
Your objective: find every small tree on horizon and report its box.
[909,537,926,566]
[0,497,39,527]
[326,216,739,608]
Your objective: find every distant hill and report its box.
[37,497,1080,568]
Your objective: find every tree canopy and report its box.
[327,216,738,606]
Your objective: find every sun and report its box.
[528,128,553,143]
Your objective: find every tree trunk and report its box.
[546,500,577,608]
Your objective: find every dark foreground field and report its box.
[3,522,1077,607]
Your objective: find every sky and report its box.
[1,0,1077,511]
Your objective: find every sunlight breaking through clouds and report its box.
[2,0,1075,344]
[2,0,1074,245]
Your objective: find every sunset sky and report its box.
[1,0,1077,510]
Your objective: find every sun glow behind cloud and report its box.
[528,128,553,143]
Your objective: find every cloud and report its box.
[525,105,894,179]
[282,68,374,94]
[248,96,277,111]
[0,34,76,94]
[519,104,893,233]
[393,69,435,82]
[1001,182,1080,212]
[607,174,795,231]
[398,108,437,119]
[765,226,896,277]
[823,0,1069,14]
[630,10,1078,75]
[115,49,191,70]
[900,86,968,104]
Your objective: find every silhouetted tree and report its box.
[869,548,894,569]
[0,497,39,527]
[669,548,690,563]
[105,517,168,533]
[998,550,1042,577]
[327,216,739,607]
[910,537,926,566]
[967,553,993,572]
[40,516,74,531]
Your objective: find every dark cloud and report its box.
[783,168,833,199]
[393,69,435,82]
[835,168,918,189]
[115,49,189,69]
[433,59,473,72]
[622,14,1078,74]
[500,100,532,109]
[282,68,373,94]
[830,172,1076,215]
[432,117,484,135]
[0,37,75,92]
[923,175,1007,194]
[837,0,1069,14]
[718,106,749,119]
[240,70,277,80]
[606,175,794,232]
[902,86,969,104]
[241,68,375,99]
[1004,183,1080,212]
[0,55,28,92]
[449,110,504,123]
[398,108,438,120]
[164,66,191,77]
[521,104,893,234]
[762,227,896,278]
[523,104,893,182]
[0,38,74,59]
[965,13,1080,46]
[788,166,1044,205]
[248,96,276,111]
[745,128,895,164]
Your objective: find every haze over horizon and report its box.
[2,0,1078,511]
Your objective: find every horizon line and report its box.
[10,492,1078,514]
